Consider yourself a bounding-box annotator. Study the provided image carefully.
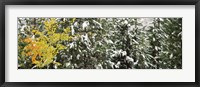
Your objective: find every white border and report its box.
[5,5,195,82]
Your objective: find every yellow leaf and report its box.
[24,38,32,43]
[57,44,65,50]
[64,27,71,33]
[71,18,76,23]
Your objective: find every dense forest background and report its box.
[18,18,182,69]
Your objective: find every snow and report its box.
[20,25,26,32]
[134,60,139,65]
[140,18,154,27]
[107,40,113,44]
[71,25,75,35]
[65,62,71,67]
[95,63,103,69]
[61,55,68,59]
[126,56,134,63]
[122,51,127,56]
[114,61,121,68]
[80,34,84,42]
[74,22,79,28]
[92,33,97,42]
[31,35,35,40]
[84,33,90,42]
[69,42,74,48]
[107,60,115,69]
[170,54,173,59]
[132,39,139,44]
[69,55,72,60]
[124,20,128,24]
[93,20,103,29]
[81,33,91,46]
[76,54,80,60]
[53,64,57,69]
[104,37,113,44]
[144,61,149,67]
[98,41,102,46]
[82,21,89,30]
[155,46,159,51]
[178,32,182,37]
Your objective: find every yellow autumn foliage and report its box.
[20,18,75,68]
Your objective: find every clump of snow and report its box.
[95,63,103,69]
[69,42,74,49]
[107,60,115,69]
[93,20,103,29]
[74,22,79,28]
[76,54,80,60]
[65,62,71,68]
[122,51,127,56]
[82,21,90,30]
[114,61,121,68]
[126,56,134,63]
[71,25,75,35]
